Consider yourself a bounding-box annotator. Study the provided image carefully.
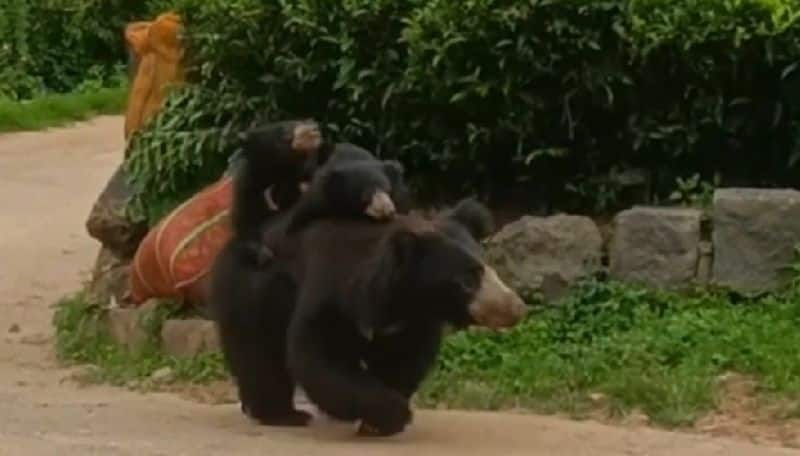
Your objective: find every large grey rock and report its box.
[86,247,131,306]
[160,319,220,357]
[485,215,603,302]
[85,164,148,258]
[713,188,800,292]
[609,207,702,288]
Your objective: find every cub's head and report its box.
[387,198,526,330]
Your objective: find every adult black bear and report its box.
[282,198,527,436]
[215,175,527,436]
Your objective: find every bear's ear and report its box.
[443,198,495,240]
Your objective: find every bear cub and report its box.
[251,143,411,265]
[286,143,411,234]
[230,120,323,268]
[210,119,325,427]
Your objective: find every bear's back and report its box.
[293,215,432,279]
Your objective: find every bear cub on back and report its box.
[229,120,323,268]
[210,119,326,428]
[287,142,411,233]
[250,143,411,266]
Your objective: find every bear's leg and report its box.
[234,344,311,427]
[364,322,443,398]
[287,306,412,436]
[354,323,442,437]
[213,260,311,427]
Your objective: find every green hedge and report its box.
[126,0,800,219]
[0,0,169,100]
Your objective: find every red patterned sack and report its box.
[129,175,234,305]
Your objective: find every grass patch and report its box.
[53,280,800,428]
[52,293,227,387]
[417,280,800,428]
[0,87,127,133]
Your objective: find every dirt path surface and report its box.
[0,116,798,456]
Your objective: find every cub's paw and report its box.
[291,121,322,155]
[364,190,396,221]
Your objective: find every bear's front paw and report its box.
[291,121,322,155]
[356,418,411,437]
[357,393,412,437]
[243,404,313,427]
[364,190,396,221]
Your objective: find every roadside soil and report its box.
[0,116,797,455]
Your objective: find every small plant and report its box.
[668,174,718,208]
[565,179,622,214]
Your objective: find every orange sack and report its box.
[129,175,234,306]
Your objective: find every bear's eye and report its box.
[469,264,484,279]
[454,265,482,293]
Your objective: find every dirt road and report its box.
[0,116,797,455]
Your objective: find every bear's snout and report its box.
[468,265,527,329]
[365,191,396,220]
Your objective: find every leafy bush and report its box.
[125,0,800,219]
[418,279,800,426]
[0,0,159,99]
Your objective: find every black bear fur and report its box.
[211,119,417,427]
[228,120,323,268]
[285,142,411,234]
[210,119,323,427]
[282,199,500,436]
[211,121,526,435]
[216,192,525,435]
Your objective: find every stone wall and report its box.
[486,188,800,301]
[106,303,220,358]
[102,188,800,352]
